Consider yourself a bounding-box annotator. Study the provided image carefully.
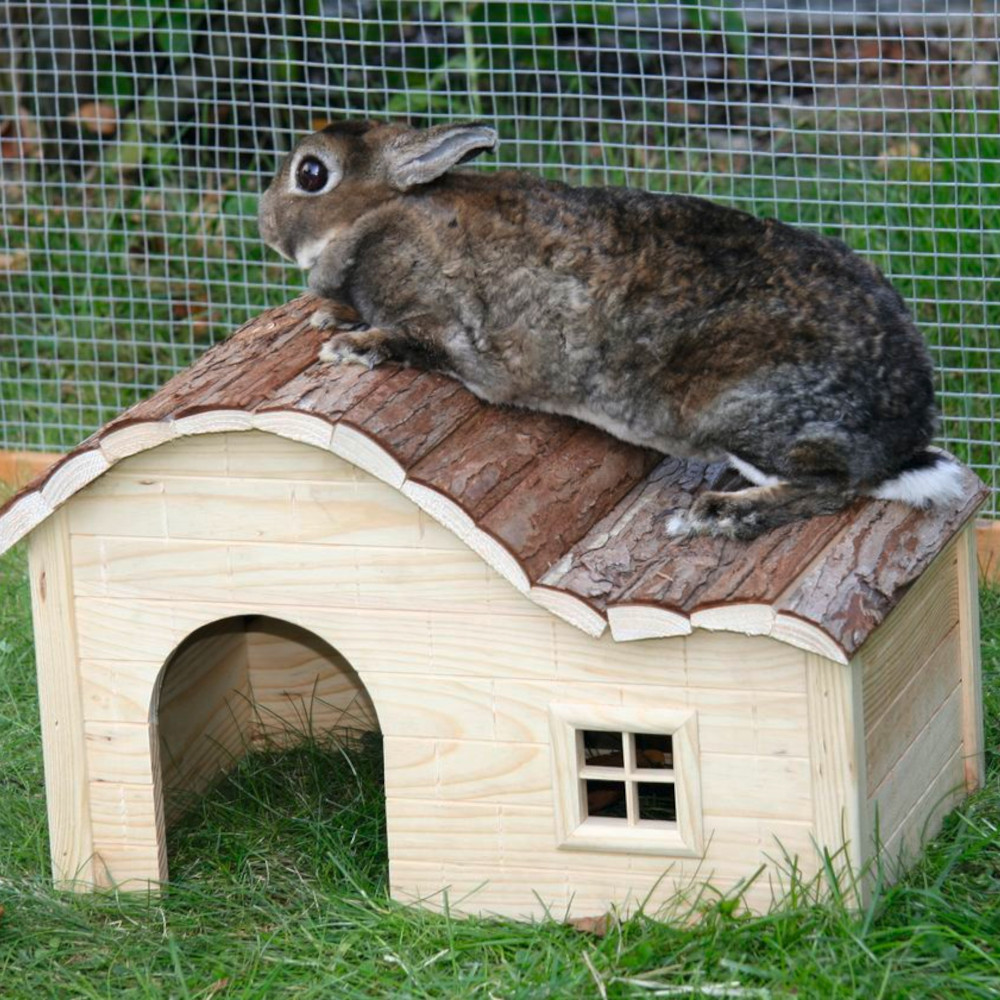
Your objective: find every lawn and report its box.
[1,538,999,999]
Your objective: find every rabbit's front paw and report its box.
[310,302,370,332]
[319,329,390,370]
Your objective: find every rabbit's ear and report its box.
[384,123,497,190]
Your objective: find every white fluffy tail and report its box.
[866,449,966,508]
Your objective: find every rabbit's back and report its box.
[383,174,935,462]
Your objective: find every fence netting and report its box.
[1,2,997,510]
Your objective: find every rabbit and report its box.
[257,119,965,540]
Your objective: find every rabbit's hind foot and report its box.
[666,482,849,541]
[319,328,391,370]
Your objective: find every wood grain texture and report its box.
[0,294,989,656]
[776,476,986,658]
[860,543,959,735]
[28,511,96,888]
[805,654,865,877]
[956,525,985,791]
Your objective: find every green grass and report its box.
[1,541,999,999]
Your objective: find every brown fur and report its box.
[259,120,949,540]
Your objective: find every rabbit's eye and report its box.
[296,156,329,193]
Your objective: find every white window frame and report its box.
[548,702,704,857]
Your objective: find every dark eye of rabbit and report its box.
[295,156,329,193]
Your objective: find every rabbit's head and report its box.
[258,119,498,269]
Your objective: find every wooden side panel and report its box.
[861,535,971,867]
[245,624,378,739]
[868,687,965,849]
[865,629,961,794]
[957,525,985,791]
[27,510,96,888]
[388,809,818,920]
[805,655,865,878]
[156,624,254,826]
[69,535,541,618]
[861,544,959,732]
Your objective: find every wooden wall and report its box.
[858,529,982,875]
[32,429,836,917]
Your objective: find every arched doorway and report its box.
[154,615,379,829]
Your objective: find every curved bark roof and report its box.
[1,295,986,662]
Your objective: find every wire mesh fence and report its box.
[1,1,998,510]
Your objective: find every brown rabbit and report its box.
[258,119,964,539]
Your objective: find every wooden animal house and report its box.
[0,296,987,920]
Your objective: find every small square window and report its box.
[585,779,628,818]
[637,781,677,822]
[549,704,703,856]
[582,730,623,767]
[635,732,673,769]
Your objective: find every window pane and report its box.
[634,733,673,769]
[585,779,628,819]
[582,730,623,767]
[637,782,677,822]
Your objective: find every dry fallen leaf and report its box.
[0,108,42,160]
[567,913,610,936]
[70,102,118,137]
[0,250,28,271]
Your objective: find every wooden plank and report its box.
[684,631,809,693]
[865,629,962,796]
[255,357,389,420]
[495,676,809,756]
[338,368,483,470]
[38,450,110,510]
[401,481,531,592]
[387,803,816,891]
[88,781,163,849]
[805,654,865,877]
[79,658,162,724]
[956,524,985,791]
[363,675,495,740]
[0,448,61,488]
[70,535,542,617]
[564,454,850,614]
[861,543,959,731]
[479,426,660,582]
[89,845,166,891]
[382,737,552,806]
[74,596,558,675]
[539,457,731,606]
[0,489,53,552]
[528,586,606,637]
[775,470,986,658]
[103,429,349,481]
[699,752,813,823]
[977,518,1000,581]
[99,422,176,464]
[407,408,578,522]
[877,747,966,874]
[68,475,169,538]
[156,476,461,550]
[558,627,807,693]
[84,720,157,785]
[28,511,97,888]
[250,410,334,450]
[156,623,253,823]
[245,624,378,739]
[868,684,963,838]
